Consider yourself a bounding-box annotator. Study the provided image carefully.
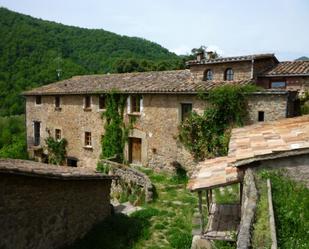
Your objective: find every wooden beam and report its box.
[267,179,277,249]
[198,191,204,234]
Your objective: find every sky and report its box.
[0,0,308,61]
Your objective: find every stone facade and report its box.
[257,76,309,94]
[26,92,292,172]
[0,159,114,249]
[189,60,252,81]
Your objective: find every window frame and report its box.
[203,69,213,81]
[128,95,143,114]
[224,68,234,81]
[35,96,42,106]
[55,128,62,141]
[33,121,41,146]
[271,81,286,89]
[84,96,92,110]
[180,103,193,122]
[98,94,106,110]
[84,131,92,148]
[55,96,61,110]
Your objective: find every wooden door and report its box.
[129,138,141,164]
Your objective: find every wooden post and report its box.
[209,189,213,207]
[205,189,210,213]
[239,182,243,205]
[198,191,204,234]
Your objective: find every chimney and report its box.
[196,52,205,62]
[206,51,214,60]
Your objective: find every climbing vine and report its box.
[100,91,135,162]
[179,84,258,160]
[45,137,67,165]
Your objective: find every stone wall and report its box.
[26,95,105,168]
[26,92,291,172]
[189,61,252,81]
[237,168,258,249]
[247,93,288,123]
[257,76,309,94]
[0,159,114,249]
[100,159,153,202]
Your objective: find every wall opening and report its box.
[129,137,142,164]
[67,157,78,167]
[258,111,265,122]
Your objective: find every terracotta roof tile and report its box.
[188,115,309,191]
[23,70,253,95]
[262,61,309,76]
[187,53,277,66]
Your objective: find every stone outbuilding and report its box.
[188,115,309,248]
[0,159,117,249]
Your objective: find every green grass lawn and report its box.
[63,167,243,249]
[254,169,309,249]
[63,167,198,249]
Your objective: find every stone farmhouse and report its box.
[23,53,309,171]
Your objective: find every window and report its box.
[84,132,92,147]
[67,157,78,167]
[181,103,192,122]
[84,96,91,109]
[33,121,41,146]
[55,129,61,140]
[35,96,42,105]
[258,111,264,122]
[271,81,286,88]
[203,69,213,81]
[99,95,106,109]
[224,68,234,81]
[55,96,61,109]
[131,95,141,113]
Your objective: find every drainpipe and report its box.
[251,58,254,79]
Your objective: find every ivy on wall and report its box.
[179,84,258,160]
[45,137,67,165]
[100,91,135,162]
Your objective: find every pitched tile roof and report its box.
[229,115,309,166]
[23,70,252,95]
[262,61,309,76]
[186,53,277,66]
[188,115,309,191]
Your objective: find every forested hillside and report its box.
[0,7,183,116]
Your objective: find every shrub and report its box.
[45,137,67,165]
[179,85,257,160]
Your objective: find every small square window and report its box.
[84,96,91,109]
[99,95,106,109]
[35,96,42,105]
[84,132,92,147]
[55,129,62,140]
[181,103,192,122]
[55,96,61,108]
[258,111,264,122]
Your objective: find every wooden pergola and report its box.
[188,157,244,241]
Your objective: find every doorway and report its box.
[129,137,142,164]
[33,121,41,146]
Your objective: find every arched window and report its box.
[225,68,234,81]
[203,69,213,81]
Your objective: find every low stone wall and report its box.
[100,159,153,202]
[0,159,116,249]
[237,168,258,249]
